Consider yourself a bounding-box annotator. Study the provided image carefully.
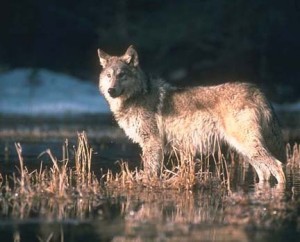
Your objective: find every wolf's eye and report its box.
[107,73,111,78]
[118,72,125,78]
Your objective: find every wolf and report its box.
[97,45,286,183]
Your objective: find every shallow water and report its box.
[0,181,299,241]
[0,116,300,242]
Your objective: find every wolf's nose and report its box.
[108,88,117,97]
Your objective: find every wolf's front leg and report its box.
[141,140,163,178]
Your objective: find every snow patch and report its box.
[1,68,299,116]
[0,68,109,115]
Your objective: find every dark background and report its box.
[1,0,299,103]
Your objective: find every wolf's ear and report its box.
[97,49,110,68]
[123,45,139,67]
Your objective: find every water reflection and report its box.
[0,139,300,241]
[0,177,299,242]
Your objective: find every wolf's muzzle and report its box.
[108,88,119,98]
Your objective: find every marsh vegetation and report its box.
[0,130,300,242]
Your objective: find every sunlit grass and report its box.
[1,132,300,199]
[0,132,299,242]
[103,150,230,190]
[4,132,101,200]
[103,141,232,190]
[286,143,300,168]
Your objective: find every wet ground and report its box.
[0,115,300,242]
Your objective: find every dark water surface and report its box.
[0,116,300,242]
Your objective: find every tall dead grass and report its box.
[286,143,300,168]
[5,132,101,199]
[0,132,299,238]
[1,132,300,200]
[103,144,231,191]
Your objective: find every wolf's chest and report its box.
[117,116,144,144]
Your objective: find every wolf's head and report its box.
[98,46,147,101]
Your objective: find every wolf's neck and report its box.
[136,70,150,94]
[109,76,172,119]
[108,98,124,114]
[108,91,145,118]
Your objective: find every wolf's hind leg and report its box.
[223,111,285,183]
[228,135,285,183]
[249,149,285,183]
[248,160,271,182]
[238,142,285,183]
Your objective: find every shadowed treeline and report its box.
[1,0,299,102]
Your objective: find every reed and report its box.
[103,142,230,190]
[3,132,100,200]
[0,133,299,240]
[1,132,300,200]
[286,143,300,168]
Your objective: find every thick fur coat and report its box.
[98,46,286,183]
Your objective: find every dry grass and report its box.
[286,143,300,168]
[1,132,300,200]
[103,147,230,191]
[0,133,300,242]
[2,132,101,200]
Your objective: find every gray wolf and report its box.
[97,45,286,183]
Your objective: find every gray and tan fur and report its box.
[97,46,286,183]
